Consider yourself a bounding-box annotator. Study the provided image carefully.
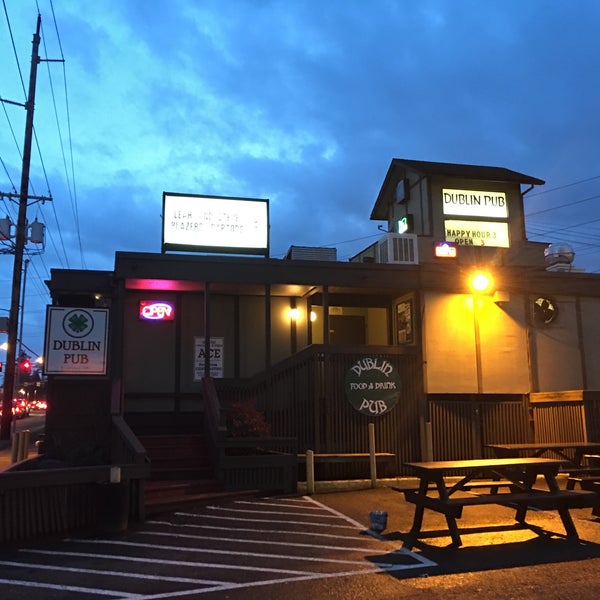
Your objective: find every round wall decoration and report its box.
[345,357,401,417]
[533,296,558,325]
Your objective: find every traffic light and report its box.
[0,361,3,372]
[19,358,31,373]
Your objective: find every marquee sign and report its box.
[162,193,269,256]
[345,357,401,417]
[444,219,510,248]
[44,307,109,375]
[442,188,508,219]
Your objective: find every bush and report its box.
[227,398,271,438]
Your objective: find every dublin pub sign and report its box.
[44,307,109,375]
[345,357,401,416]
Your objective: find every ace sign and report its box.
[194,337,224,380]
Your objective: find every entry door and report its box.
[329,315,366,345]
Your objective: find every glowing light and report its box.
[310,311,317,322]
[434,242,457,258]
[139,301,175,321]
[470,271,493,294]
[288,308,300,321]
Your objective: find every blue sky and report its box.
[2,0,600,364]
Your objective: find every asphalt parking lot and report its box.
[1,482,600,599]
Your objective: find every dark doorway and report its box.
[329,315,366,345]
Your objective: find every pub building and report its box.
[43,158,600,491]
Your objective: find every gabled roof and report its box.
[371,158,545,220]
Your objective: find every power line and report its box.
[526,174,600,198]
[525,192,600,218]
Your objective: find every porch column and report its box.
[265,283,272,369]
[204,281,211,377]
[322,285,330,344]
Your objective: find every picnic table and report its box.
[399,457,596,548]
[487,442,600,490]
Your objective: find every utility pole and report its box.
[0,16,41,440]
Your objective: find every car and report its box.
[0,400,25,419]
[14,398,30,418]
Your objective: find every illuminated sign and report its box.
[442,188,508,219]
[397,214,413,234]
[445,220,510,248]
[434,242,457,258]
[162,193,269,256]
[139,301,175,321]
[44,307,109,375]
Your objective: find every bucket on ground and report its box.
[369,510,388,532]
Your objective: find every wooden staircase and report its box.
[139,433,254,514]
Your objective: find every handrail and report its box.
[201,376,228,461]
[111,415,149,465]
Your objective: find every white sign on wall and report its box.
[44,307,109,375]
[442,188,508,219]
[444,220,510,248]
[194,337,224,380]
[162,193,269,255]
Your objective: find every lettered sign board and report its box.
[345,357,401,417]
[44,307,109,375]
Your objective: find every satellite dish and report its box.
[544,242,575,266]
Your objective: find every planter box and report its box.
[217,437,298,493]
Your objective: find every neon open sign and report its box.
[139,301,175,321]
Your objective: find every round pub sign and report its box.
[345,357,401,416]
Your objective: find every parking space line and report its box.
[65,538,385,567]
[8,495,437,598]
[0,559,222,585]
[148,519,371,541]
[135,528,403,555]
[205,504,344,519]
[175,511,358,529]
[0,577,135,597]
[21,548,310,576]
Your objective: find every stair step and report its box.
[144,479,259,514]
[145,479,223,498]
[150,466,215,480]
[137,434,215,482]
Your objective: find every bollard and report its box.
[10,432,19,464]
[306,449,315,495]
[19,429,30,461]
[10,430,31,463]
[368,423,377,488]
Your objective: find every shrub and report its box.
[227,397,271,438]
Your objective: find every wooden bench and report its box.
[393,479,514,494]
[566,476,600,516]
[403,489,596,519]
[566,468,600,489]
[298,451,395,494]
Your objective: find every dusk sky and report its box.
[2,0,600,365]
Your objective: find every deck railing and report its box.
[0,416,150,544]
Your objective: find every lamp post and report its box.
[469,270,494,395]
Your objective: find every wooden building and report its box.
[44,159,600,479]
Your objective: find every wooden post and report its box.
[306,449,315,495]
[369,423,377,488]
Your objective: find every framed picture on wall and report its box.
[396,298,413,344]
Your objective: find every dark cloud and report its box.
[2,0,600,360]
